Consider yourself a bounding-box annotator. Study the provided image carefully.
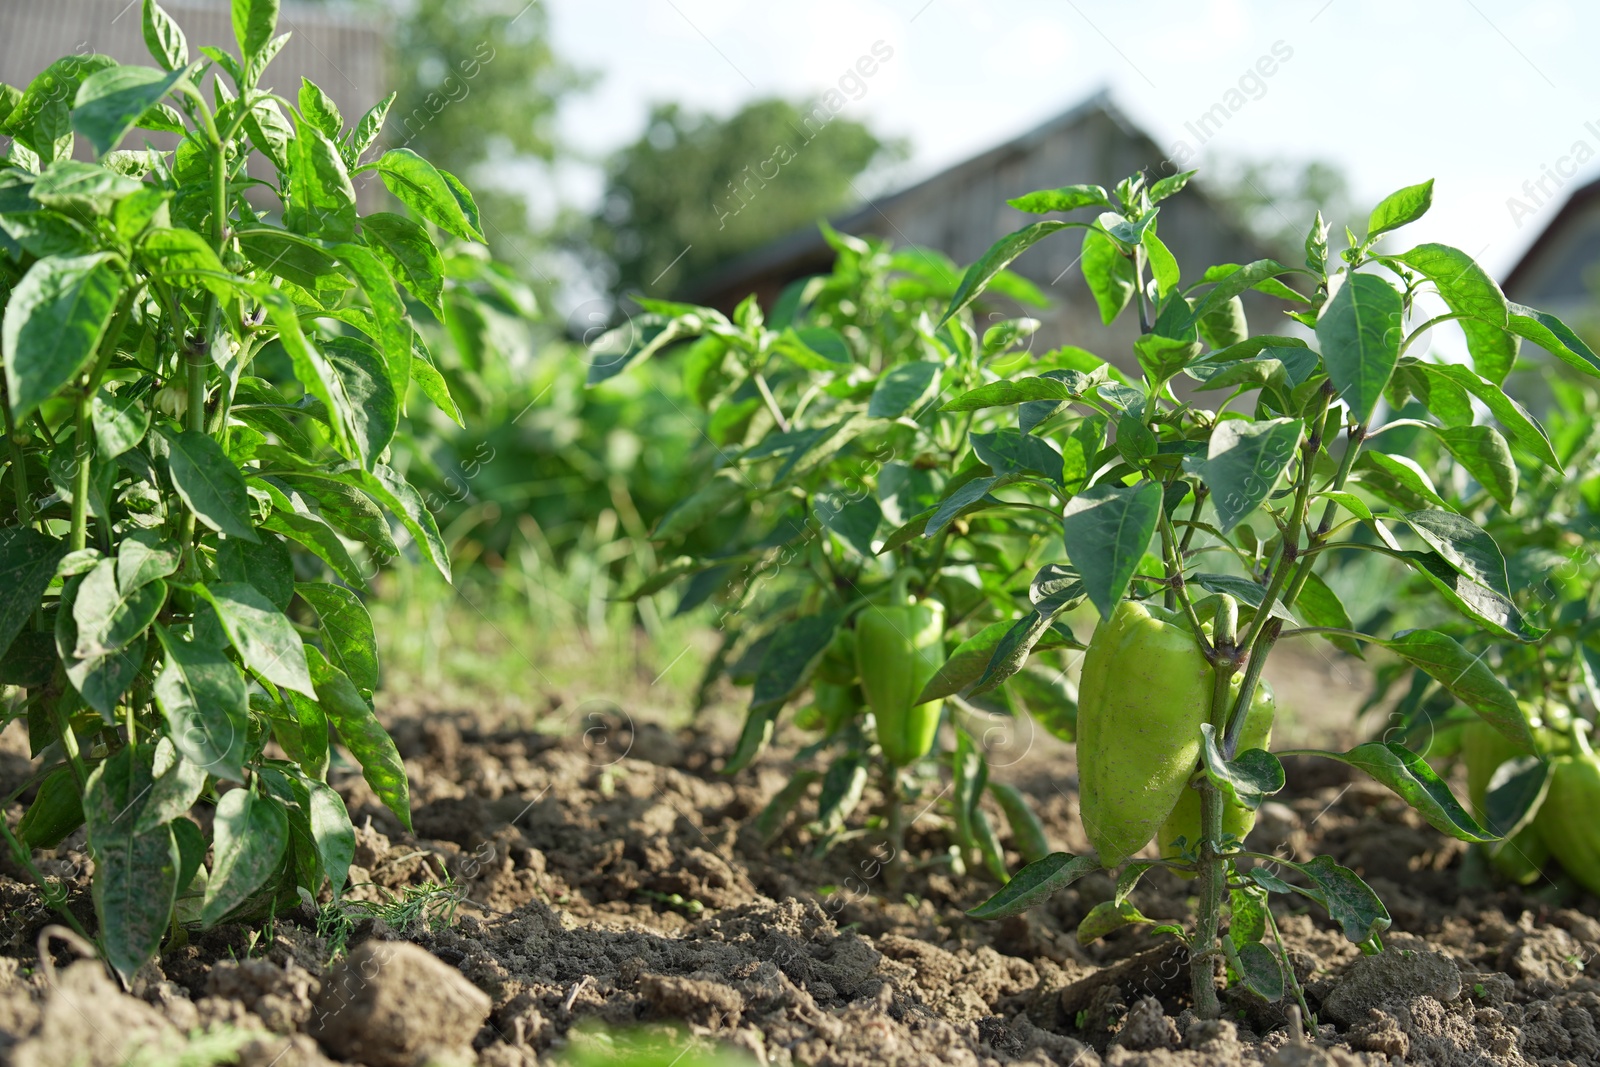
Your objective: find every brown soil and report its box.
[1,706,1598,1067]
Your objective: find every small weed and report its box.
[313,879,465,960]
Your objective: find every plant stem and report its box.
[1191,781,1226,1019]
[69,293,135,553]
[0,815,93,943]
[882,763,905,893]
[2,381,34,529]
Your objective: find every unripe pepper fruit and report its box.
[856,571,945,768]
[1159,677,1276,866]
[1077,600,1212,868]
[1460,702,1570,885]
[1532,722,1600,895]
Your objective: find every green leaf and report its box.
[1149,169,1196,202]
[1080,227,1136,325]
[162,426,259,541]
[298,77,342,139]
[296,582,378,693]
[153,624,249,781]
[1398,509,1509,597]
[1378,629,1532,750]
[345,91,394,166]
[1412,362,1558,468]
[345,464,451,583]
[360,211,445,317]
[192,581,314,696]
[376,148,484,243]
[1395,243,1506,328]
[231,0,280,59]
[1430,424,1516,509]
[92,385,150,458]
[586,314,701,386]
[920,620,1014,702]
[1483,757,1551,848]
[308,779,355,898]
[814,492,880,558]
[1077,899,1153,944]
[1230,885,1268,944]
[0,528,70,657]
[307,645,411,830]
[1291,571,1361,657]
[967,852,1100,920]
[1184,259,1294,328]
[71,64,188,158]
[1142,229,1180,296]
[72,557,164,657]
[1187,574,1295,624]
[86,756,178,979]
[409,338,462,425]
[1007,185,1111,213]
[868,361,940,419]
[132,739,207,835]
[286,121,357,242]
[1199,724,1284,810]
[3,252,123,422]
[18,767,85,848]
[942,374,1087,412]
[652,468,741,536]
[1182,417,1302,533]
[1236,942,1285,1002]
[215,532,294,611]
[7,55,117,152]
[1351,451,1452,512]
[323,335,398,466]
[1507,303,1600,380]
[142,0,189,70]
[1063,482,1162,619]
[942,220,1071,324]
[1366,179,1434,240]
[971,428,1063,484]
[1393,549,1539,641]
[723,704,778,776]
[202,788,288,927]
[971,612,1057,696]
[1297,855,1392,944]
[751,612,841,714]
[57,583,146,721]
[1316,272,1403,423]
[262,510,364,587]
[331,243,410,400]
[1309,741,1494,843]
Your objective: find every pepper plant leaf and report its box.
[1063,481,1162,619]
[967,852,1101,920]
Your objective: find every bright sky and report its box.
[546,0,1597,279]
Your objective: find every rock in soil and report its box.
[310,940,491,1067]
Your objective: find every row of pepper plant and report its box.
[0,0,481,980]
[597,169,1600,1019]
[945,171,1600,1020]
[591,225,1071,879]
[1366,372,1600,895]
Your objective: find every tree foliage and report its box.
[591,98,903,298]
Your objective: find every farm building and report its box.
[1504,174,1600,325]
[0,0,389,205]
[683,92,1273,356]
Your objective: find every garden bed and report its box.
[1,707,1597,1067]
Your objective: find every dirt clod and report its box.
[1317,934,1462,1026]
[310,941,491,1067]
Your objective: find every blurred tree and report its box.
[1204,157,1361,262]
[381,0,591,262]
[591,98,905,299]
